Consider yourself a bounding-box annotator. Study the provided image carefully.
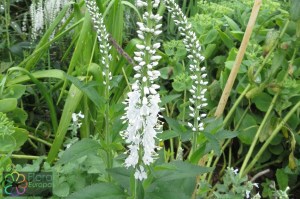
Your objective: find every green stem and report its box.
[0,154,44,160]
[239,92,279,176]
[222,20,290,128]
[243,101,300,176]
[28,134,54,148]
[207,105,250,183]
[5,0,12,62]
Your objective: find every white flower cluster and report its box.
[71,111,85,127]
[164,0,208,132]
[30,0,44,40]
[86,0,112,87]
[29,0,70,40]
[121,0,163,181]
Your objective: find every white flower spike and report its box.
[121,0,163,181]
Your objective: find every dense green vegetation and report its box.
[0,0,299,198]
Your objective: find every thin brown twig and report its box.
[108,35,136,66]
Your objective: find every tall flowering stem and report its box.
[164,0,208,153]
[85,0,113,169]
[121,0,163,181]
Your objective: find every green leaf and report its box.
[203,44,216,59]
[153,161,213,182]
[64,74,105,108]
[276,169,288,190]
[107,167,132,191]
[203,29,219,44]
[0,98,17,112]
[160,94,181,106]
[252,92,273,112]
[2,84,26,99]
[7,108,28,124]
[202,132,221,156]
[218,30,234,49]
[66,183,126,199]
[290,0,300,21]
[0,135,16,152]
[224,15,241,31]
[172,75,192,92]
[159,67,172,79]
[238,126,258,145]
[11,128,28,150]
[189,144,206,164]
[225,61,247,73]
[215,130,239,140]
[58,138,101,165]
[157,130,179,140]
[164,117,187,135]
[0,62,13,73]
[47,84,83,163]
[269,144,283,155]
[231,31,244,41]
[54,182,70,197]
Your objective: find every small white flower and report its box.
[72,113,78,122]
[245,190,251,198]
[134,166,147,181]
[77,111,85,119]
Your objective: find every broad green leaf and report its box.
[0,98,17,112]
[54,182,70,197]
[145,179,192,199]
[2,84,26,99]
[224,15,241,31]
[159,67,172,80]
[203,29,219,44]
[12,128,28,150]
[157,130,179,140]
[6,108,28,124]
[172,75,192,92]
[270,134,283,145]
[276,169,288,190]
[153,161,213,182]
[238,114,258,144]
[238,126,258,145]
[164,117,187,137]
[225,61,247,73]
[269,144,284,155]
[107,167,132,192]
[252,92,273,112]
[258,149,271,163]
[160,94,181,106]
[231,31,244,41]
[215,130,238,140]
[290,0,300,21]
[0,135,16,152]
[202,131,221,156]
[66,183,126,199]
[58,138,101,165]
[0,62,13,73]
[189,144,206,164]
[64,74,105,109]
[203,44,216,59]
[218,30,234,49]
